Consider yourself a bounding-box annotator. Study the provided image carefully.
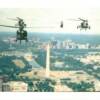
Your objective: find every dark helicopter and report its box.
[69,18,91,30]
[77,18,91,30]
[60,21,64,28]
[0,17,29,44]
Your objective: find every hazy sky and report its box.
[0,7,100,34]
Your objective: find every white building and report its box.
[54,61,64,68]
[3,81,28,92]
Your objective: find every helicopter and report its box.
[0,17,64,44]
[0,17,29,44]
[60,21,64,28]
[69,18,91,30]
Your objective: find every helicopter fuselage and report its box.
[16,29,28,43]
[77,21,90,30]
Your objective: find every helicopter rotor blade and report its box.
[0,25,55,29]
[0,25,19,28]
[26,26,55,28]
[78,18,88,22]
[16,17,23,21]
[7,17,24,21]
[7,18,18,21]
[68,19,80,21]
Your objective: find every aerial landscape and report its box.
[0,8,100,92]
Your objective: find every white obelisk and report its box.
[46,43,50,77]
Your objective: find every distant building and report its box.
[0,75,9,91]
[0,76,3,91]
[2,81,28,92]
[56,41,62,49]
[54,61,64,68]
[2,83,10,92]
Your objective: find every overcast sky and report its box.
[0,0,100,34]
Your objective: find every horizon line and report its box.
[0,31,100,35]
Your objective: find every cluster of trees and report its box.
[28,79,56,92]
[51,55,100,79]
[51,56,84,71]
[0,56,32,81]
[62,80,95,92]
